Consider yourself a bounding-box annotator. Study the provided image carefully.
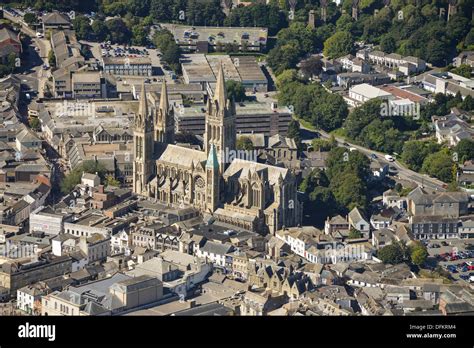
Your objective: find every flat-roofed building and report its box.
[72,72,104,99]
[162,24,268,52]
[130,82,205,102]
[174,101,291,136]
[181,54,268,91]
[102,57,152,76]
[30,205,72,236]
[63,213,129,239]
[421,72,474,98]
[108,275,163,311]
[232,56,268,92]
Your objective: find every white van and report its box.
[385,154,395,162]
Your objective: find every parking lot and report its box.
[99,42,153,59]
[427,239,474,284]
[83,41,177,84]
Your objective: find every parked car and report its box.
[447,265,457,273]
[460,274,469,281]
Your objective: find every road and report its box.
[4,11,51,98]
[299,123,447,192]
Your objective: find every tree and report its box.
[378,243,404,264]
[343,99,381,140]
[452,64,472,78]
[300,56,323,79]
[300,168,330,192]
[29,117,40,131]
[105,18,132,44]
[23,13,38,26]
[60,160,106,193]
[153,29,181,71]
[105,175,121,187]
[267,42,301,75]
[73,15,92,40]
[410,242,428,267]
[422,150,454,183]
[460,95,474,111]
[92,20,108,41]
[348,228,363,239]
[380,35,396,53]
[454,139,474,163]
[330,172,367,211]
[127,0,152,17]
[236,136,254,150]
[402,140,440,172]
[311,138,336,152]
[323,31,354,59]
[275,69,298,91]
[378,241,411,264]
[286,119,302,151]
[48,50,56,68]
[226,80,246,102]
[311,93,348,131]
[132,25,148,46]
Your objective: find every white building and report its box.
[160,250,213,296]
[78,233,111,264]
[111,230,130,255]
[16,128,42,153]
[345,83,393,107]
[382,189,407,210]
[52,233,77,256]
[370,214,392,230]
[81,172,100,188]
[30,206,70,236]
[348,207,370,237]
[17,285,45,314]
[196,241,234,268]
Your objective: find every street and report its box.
[4,9,51,101]
[299,122,447,192]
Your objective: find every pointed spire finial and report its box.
[160,79,169,115]
[206,144,219,170]
[138,82,148,119]
[214,62,227,108]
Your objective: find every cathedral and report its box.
[133,64,302,234]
